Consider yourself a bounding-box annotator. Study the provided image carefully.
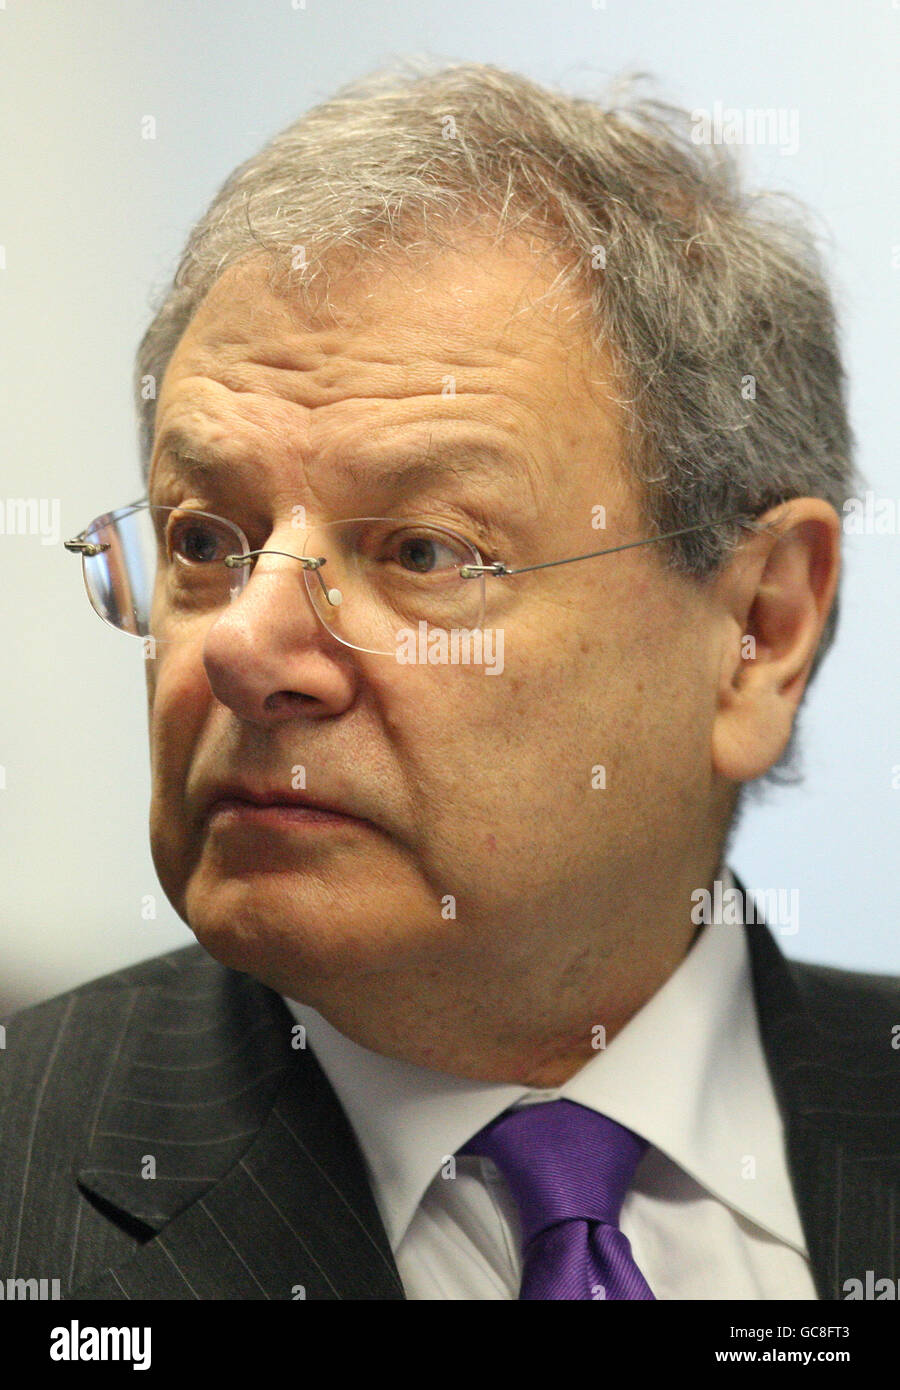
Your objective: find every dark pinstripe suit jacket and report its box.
[1,906,898,1300]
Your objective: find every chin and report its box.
[182,872,449,991]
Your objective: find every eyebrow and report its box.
[153,426,530,493]
[153,427,234,481]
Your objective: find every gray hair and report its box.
[134,60,856,793]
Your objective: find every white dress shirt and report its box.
[283,866,818,1299]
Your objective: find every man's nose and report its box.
[202,546,357,724]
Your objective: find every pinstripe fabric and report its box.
[1,892,897,1300]
[744,909,900,1300]
[0,947,403,1300]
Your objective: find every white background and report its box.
[1,0,897,1011]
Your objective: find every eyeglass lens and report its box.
[79,505,487,654]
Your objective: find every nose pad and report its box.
[301,553,343,614]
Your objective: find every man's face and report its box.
[145,246,720,1005]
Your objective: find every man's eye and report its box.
[396,534,451,573]
[167,516,232,565]
[385,529,474,574]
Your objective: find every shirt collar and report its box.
[283,866,806,1254]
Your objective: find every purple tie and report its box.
[461,1098,655,1300]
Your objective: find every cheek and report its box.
[147,644,210,818]
[146,643,217,918]
[371,648,579,862]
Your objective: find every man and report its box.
[3,62,897,1301]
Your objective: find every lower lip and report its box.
[207,798,367,829]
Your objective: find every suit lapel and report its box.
[71,947,404,1299]
[742,884,900,1299]
[70,891,899,1299]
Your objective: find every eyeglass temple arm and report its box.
[64,506,758,578]
[461,513,758,578]
[64,497,149,554]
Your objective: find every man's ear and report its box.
[710,500,841,783]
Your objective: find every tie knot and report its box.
[461,1099,647,1246]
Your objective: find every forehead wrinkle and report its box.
[155,422,536,507]
[336,437,533,494]
[194,353,527,412]
[157,316,593,513]
[176,303,575,411]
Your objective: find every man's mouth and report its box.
[202,783,372,830]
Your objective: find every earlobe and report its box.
[712,678,794,783]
